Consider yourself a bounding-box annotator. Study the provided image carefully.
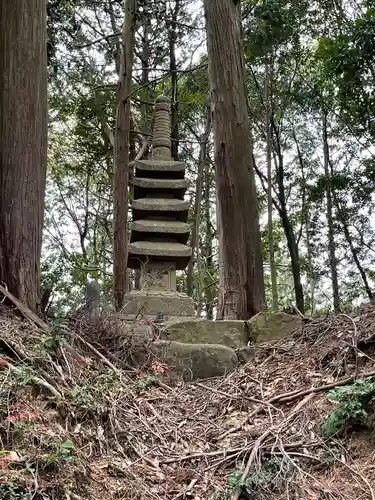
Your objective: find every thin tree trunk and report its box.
[133,0,151,292]
[187,111,211,307]
[113,0,137,310]
[272,128,304,313]
[305,221,316,314]
[0,0,47,312]
[329,163,374,301]
[169,0,179,160]
[204,0,265,320]
[322,110,340,311]
[204,162,215,320]
[265,61,279,311]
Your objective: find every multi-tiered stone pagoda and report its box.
[122,96,194,319]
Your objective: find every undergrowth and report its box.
[320,377,375,437]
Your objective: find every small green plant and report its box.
[321,377,375,437]
[0,483,30,500]
[8,365,37,387]
[69,370,119,407]
[134,375,156,392]
[46,439,74,463]
[223,457,293,498]
[38,333,59,351]
[227,470,245,490]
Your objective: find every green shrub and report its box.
[321,377,375,437]
[0,483,30,500]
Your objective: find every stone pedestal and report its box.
[122,96,194,320]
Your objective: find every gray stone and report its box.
[131,219,190,234]
[130,340,239,381]
[132,178,188,189]
[247,312,302,342]
[126,96,192,319]
[121,291,195,318]
[135,159,186,172]
[164,319,250,349]
[128,241,192,269]
[235,346,256,364]
[132,198,189,212]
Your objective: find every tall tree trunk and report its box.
[0,0,47,312]
[169,0,179,160]
[293,128,312,314]
[204,162,215,320]
[272,123,304,313]
[265,61,279,311]
[204,0,265,319]
[187,111,211,309]
[113,0,137,310]
[322,111,340,311]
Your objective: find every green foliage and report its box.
[134,375,156,392]
[0,484,29,500]
[222,457,294,498]
[69,370,119,408]
[321,378,375,437]
[46,439,75,463]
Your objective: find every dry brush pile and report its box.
[0,290,375,499]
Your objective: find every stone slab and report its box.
[132,178,188,189]
[135,159,186,171]
[132,198,189,212]
[247,312,302,342]
[131,219,190,234]
[129,340,239,381]
[164,319,250,349]
[121,291,195,317]
[129,241,191,257]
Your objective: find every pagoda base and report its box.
[121,290,195,319]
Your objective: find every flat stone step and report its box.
[135,159,186,172]
[132,198,189,212]
[131,219,190,234]
[132,177,188,189]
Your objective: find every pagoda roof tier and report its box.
[130,219,190,245]
[135,159,186,172]
[128,241,192,270]
[132,198,189,212]
[132,177,188,189]
[133,177,188,200]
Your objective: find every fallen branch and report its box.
[62,327,120,374]
[231,393,315,500]
[0,356,62,399]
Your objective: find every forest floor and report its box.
[0,297,375,499]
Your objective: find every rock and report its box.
[235,345,256,364]
[164,319,249,349]
[130,340,239,381]
[120,291,195,317]
[247,312,302,342]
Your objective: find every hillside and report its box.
[0,301,375,499]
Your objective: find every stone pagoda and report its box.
[123,96,195,319]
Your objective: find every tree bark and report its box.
[113,0,137,310]
[169,0,179,160]
[204,162,215,320]
[322,111,340,311]
[187,111,211,308]
[204,0,265,319]
[265,61,279,312]
[0,0,47,312]
[271,122,304,313]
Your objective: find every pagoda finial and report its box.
[152,95,171,159]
